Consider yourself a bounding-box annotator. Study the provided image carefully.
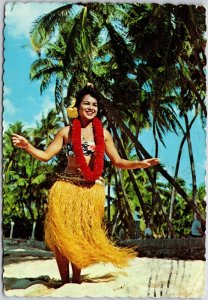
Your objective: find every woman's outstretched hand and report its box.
[12,133,30,149]
[139,158,160,168]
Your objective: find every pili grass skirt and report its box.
[44,173,137,269]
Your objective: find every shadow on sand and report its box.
[3,272,121,291]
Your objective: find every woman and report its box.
[12,83,159,285]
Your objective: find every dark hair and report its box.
[74,85,101,118]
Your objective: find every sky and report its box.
[3,2,64,129]
[2,1,206,188]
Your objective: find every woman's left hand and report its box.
[139,158,160,168]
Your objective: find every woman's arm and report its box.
[104,129,159,169]
[12,127,67,162]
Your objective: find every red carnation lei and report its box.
[72,117,105,182]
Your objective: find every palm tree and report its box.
[99,93,205,222]
[3,127,49,234]
[3,122,29,176]
[30,109,62,147]
[3,109,62,239]
[30,39,70,125]
[169,109,199,221]
[28,3,206,230]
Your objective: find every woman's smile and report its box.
[85,110,95,116]
[78,94,98,120]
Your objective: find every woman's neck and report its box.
[79,118,93,128]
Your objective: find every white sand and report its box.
[3,248,205,298]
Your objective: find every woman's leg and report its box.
[54,246,69,285]
[71,263,81,284]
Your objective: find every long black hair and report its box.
[74,85,101,118]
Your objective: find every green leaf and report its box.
[17,178,28,187]
[92,63,108,76]
[32,174,46,185]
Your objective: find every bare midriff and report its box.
[64,155,95,175]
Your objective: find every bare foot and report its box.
[72,277,82,284]
[71,263,81,284]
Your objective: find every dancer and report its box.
[12,83,159,285]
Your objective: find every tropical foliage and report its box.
[3,3,206,239]
[3,110,62,239]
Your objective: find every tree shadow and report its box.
[3,275,61,291]
[81,272,118,283]
[3,271,126,291]
[3,253,54,266]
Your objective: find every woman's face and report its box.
[78,94,98,121]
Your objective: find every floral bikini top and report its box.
[66,140,96,157]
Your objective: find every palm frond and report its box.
[30,4,82,53]
[105,22,136,75]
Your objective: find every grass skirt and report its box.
[44,174,137,269]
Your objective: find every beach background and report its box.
[3,242,205,298]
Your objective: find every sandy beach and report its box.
[3,244,205,298]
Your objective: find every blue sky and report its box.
[3,2,206,187]
[3,2,64,129]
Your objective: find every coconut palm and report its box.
[99,92,205,223]
[3,122,29,176]
[3,109,62,238]
[30,109,62,148]
[28,2,206,230]
[169,109,199,221]
[3,127,50,231]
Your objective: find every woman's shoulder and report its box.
[103,128,112,140]
[55,126,71,145]
[58,125,70,132]
[56,126,71,138]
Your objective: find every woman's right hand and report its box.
[12,133,30,149]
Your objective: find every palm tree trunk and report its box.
[111,171,120,237]
[99,93,205,225]
[109,121,149,223]
[107,174,111,223]
[117,169,135,238]
[108,107,175,236]
[178,70,206,117]
[55,78,69,125]
[184,113,197,205]
[151,116,159,226]
[169,111,198,221]
[155,192,176,238]
[133,147,176,237]
[111,211,120,237]
[60,98,68,126]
